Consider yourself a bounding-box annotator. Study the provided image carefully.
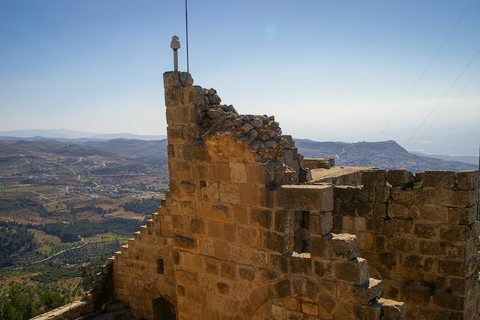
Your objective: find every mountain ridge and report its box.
[1,137,475,173]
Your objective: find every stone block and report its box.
[440,225,471,242]
[264,230,287,253]
[421,205,448,223]
[213,239,230,260]
[415,223,437,239]
[251,209,272,228]
[229,162,247,183]
[310,234,331,259]
[433,291,465,311]
[210,205,230,221]
[223,223,236,242]
[314,259,333,278]
[239,184,262,207]
[220,262,236,280]
[207,220,223,239]
[448,206,477,225]
[190,219,205,234]
[310,212,333,235]
[199,182,220,203]
[329,233,358,260]
[259,268,278,283]
[334,258,369,286]
[237,226,258,247]
[276,185,333,212]
[249,249,268,268]
[356,202,373,217]
[167,127,184,141]
[238,266,255,282]
[274,210,291,233]
[219,183,240,204]
[351,302,381,319]
[271,253,288,273]
[379,252,397,267]
[288,255,312,276]
[214,162,231,183]
[174,235,197,250]
[391,186,415,202]
[418,171,456,189]
[419,240,446,256]
[334,186,358,202]
[361,169,386,186]
[367,217,385,232]
[353,278,382,305]
[388,203,412,219]
[378,298,406,320]
[182,143,208,162]
[387,168,414,186]
[438,260,465,277]
[274,279,292,297]
[456,170,479,190]
[163,71,194,89]
[233,205,249,224]
[204,256,219,275]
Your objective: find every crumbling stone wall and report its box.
[108,72,405,320]
[332,168,480,319]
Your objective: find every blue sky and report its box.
[1,1,479,154]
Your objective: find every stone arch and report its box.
[152,295,176,320]
[236,276,350,320]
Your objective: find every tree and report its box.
[39,290,66,312]
[0,283,39,320]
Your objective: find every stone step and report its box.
[139,225,148,234]
[120,245,129,254]
[329,233,358,260]
[146,219,154,228]
[133,231,141,240]
[378,298,406,320]
[351,278,382,305]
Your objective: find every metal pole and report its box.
[185,0,189,73]
[174,49,178,71]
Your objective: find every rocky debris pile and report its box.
[194,86,287,162]
[193,86,311,186]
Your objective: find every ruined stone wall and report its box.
[104,72,408,320]
[112,201,176,318]
[332,168,480,319]
[155,72,404,320]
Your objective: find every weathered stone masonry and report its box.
[109,72,409,320]
[79,71,477,320]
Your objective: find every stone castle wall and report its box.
[109,72,406,320]
[331,168,479,319]
[45,71,478,320]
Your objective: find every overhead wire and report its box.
[411,68,480,148]
[376,0,476,142]
[403,47,480,149]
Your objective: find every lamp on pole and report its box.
[170,35,181,71]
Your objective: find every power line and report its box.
[404,47,480,149]
[376,0,476,141]
[412,68,480,148]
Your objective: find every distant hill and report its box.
[0,140,112,158]
[85,139,168,159]
[1,137,476,173]
[295,139,478,173]
[0,129,166,141]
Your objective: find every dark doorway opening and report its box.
[152,297,176,320]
